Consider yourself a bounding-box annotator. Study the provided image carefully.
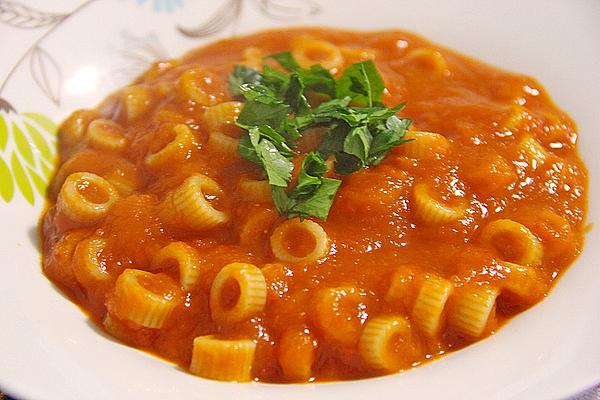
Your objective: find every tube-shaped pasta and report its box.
[402,131,450,159]
[358,315,415,372]
[201,101,243,135]
[237,179,272,203]
[448,285,499,338]
[518,135,550,169]
[210,262,267,325]
[242,47,263,69]
[50,150,141,197]
[178,67,225,106]
[189,335,256,382]
[500,261,545,304]
[504,105,531,130]
[206,131,240,157]
[270,218,329,264]
[412,274,453,337]
[384,269,416,310]
[72,237,110,287]
[278,328,317,381]
[144,124,196,171]
[404,47,449,73]
[291,37,343,70]
[108,269,179,329]
[238,207,279,253]
[152,242,202,290]
[413,183,466,224]
[122,85,153,122]
[480,219,543,266]
[57,172,120,224]
[313,286,366,347]
[159,174,229,231]
[340,46,376,64]
[59,109,99,148]
[86,119,127,153]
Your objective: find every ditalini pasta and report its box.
[41,28,587,383]
[190,336,256,381]
[159,174,229,231]
[107,269,179,329]
[270,219,329,264]
[57,172,119,224]
[152,242,202,290]
[210,262,267,325]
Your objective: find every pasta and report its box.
[411,275,453,337]
[480,219,543,266]
[190,335,256,381]
[201,101,243,135]
[58,109,99,149]
[122,85,153,122]
[277,328,317,381]
[412,183,466,224]
[404,47,449,74]
[56,172,119,224]
[158,174,229,231]
[402,131,450,159]
[107,269,179,329]
[291,36,343,70]
[178,67,225,106]
[41,28,587,383]
[86,118,127,153]
[270,218,329,264]
[152,242,202,290]
[144,124,197,171]
[313,286,366,347]
[448,285,499,338]
[358,315,417,372]
[518,135,550,169]
[206,131,240,157]
[72,237,110,287]
[237,178,273,204]
[209,262,267,325]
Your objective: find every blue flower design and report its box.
[135,0,185,13]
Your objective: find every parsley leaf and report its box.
[272,152,342,220]
[240,126,295,187]
[336,60,384,106]
[229,65,262,96]
[229,51,412,220]
[266,51,301,71]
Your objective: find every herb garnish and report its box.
[229,52,412,220]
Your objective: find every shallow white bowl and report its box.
[0,0,598,399]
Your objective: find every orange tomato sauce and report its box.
[41,28,587,382]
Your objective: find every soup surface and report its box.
[41,28,587,383]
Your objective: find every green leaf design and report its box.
[0,154,14,202]
[27,167,48,197]
[11,151,34,205]
[0,113,8,151]
[12,122,35,167]
[23,112,58,136]
[25,121,54,163]
[40,158,54,180]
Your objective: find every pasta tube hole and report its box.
[281,225,318,259]
[220,277,242,310]
[76,179,111,205]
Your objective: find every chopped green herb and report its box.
[230,51,412,220]
[228,65,262,96]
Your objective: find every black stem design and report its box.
[177,0,242,38]
[0,0,97,96]
[0,96,16,112]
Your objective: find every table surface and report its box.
[0,1,598,399]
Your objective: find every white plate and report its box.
[1,1,599,399]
